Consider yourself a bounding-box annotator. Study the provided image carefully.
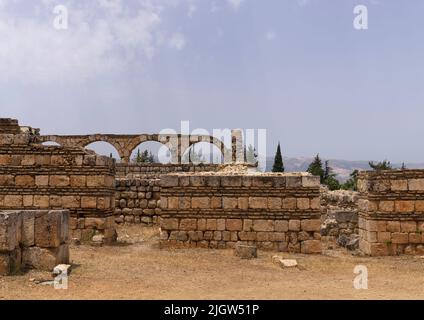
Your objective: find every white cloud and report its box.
[0,0,169,83]
[169,32,186,50]
[226,0,244,10]
[188,3,196,17]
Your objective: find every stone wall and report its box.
[321,189,359,249]
[116,163,238,178]
[0,210,70,275]
[159,173,322,253]
[358,170,424,256]
[114,177,161,224]
[0,119,116,244]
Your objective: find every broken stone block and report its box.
[0,211,20,252]
[278,259,298,268]
[22,244,69,271]
[21,210,35,247]
[0,248,21,275]
[234,243,257,259]
[300,240,322,254]
[34,211,61,248]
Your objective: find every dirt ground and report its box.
[1,225,424,300]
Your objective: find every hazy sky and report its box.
[1,0,424,162]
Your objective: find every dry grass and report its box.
[1,224,424,300]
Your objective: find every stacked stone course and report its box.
[0,210,70,275]
[114,177,161,224]
[115,163,224,178]
[0,119,116,243]
[160,173,322,253]
[358,170,424,256]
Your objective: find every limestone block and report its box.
[160,175,179,187]
[223,197,238,209]
[408,179,424,191]
[15,175,35,187]
[179,219,197,230]
[0,211,20,251]
[34,211,61,248]
[234,243,257,259]
[400,221,417,233]
[226,219,243,231]
[302,176,320,187]
[161,218,179,230]
[267,197,282,210]
[274,220,288,232]
[288,219,300,231]
[391,180,408,191]
[22,244,69,271]
[386,221,400,232]
[395,201,414,213]
[21,211,35,247]
[282,198,296,210]
[221,176,242,187]
[191,197,210,209]
[252,219,274,232]
[300,240,322,254]
[379,201,394,212]
[49,175,70,187]
[391,232,409,244]
[0,248,21,275]
[81,196,97,209]
[300,219,321,232]
[249,197,267,209]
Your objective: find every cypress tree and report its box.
[272,143,284,172]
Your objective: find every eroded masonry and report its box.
[2,117,424,275]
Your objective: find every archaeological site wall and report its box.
[0,210,69,275]
[159,173,322,253]
[115,163,225,178]
[358,170,424,256]
[320,189,359,249]
[0,119,116,244]
[114,177,161,225]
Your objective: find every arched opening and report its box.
[130,141,172,164]
[85,141,120,161]
[41,141,61,146]
[182,142,224,164]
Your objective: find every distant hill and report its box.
[265,157,424,182]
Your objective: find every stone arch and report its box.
[129,140,173,164]
[84,141,121,161]
[182,135,231,164]
[182,141,225,164]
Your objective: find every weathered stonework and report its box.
[159,172,322,253]
[0,119,116,244]
[114,177,161,224]
[358,170,424,256]
[320,188,359,249]
[0,210,69,275]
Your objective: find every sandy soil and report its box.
[1,225,424,300]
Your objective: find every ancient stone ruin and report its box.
[2,117,424,274]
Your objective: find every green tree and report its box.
[369,160,392,170]
[342,170,359,191]
[307,154,325,182]
[272,142,284,172]
[322,160,340,190]
[134,149,156,164]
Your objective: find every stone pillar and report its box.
[231,129,244,164]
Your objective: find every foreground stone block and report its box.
[0,211,20,251]
[22,244,69,271]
